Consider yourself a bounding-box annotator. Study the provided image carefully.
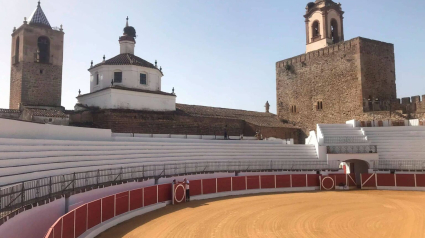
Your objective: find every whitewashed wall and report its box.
[0,198,65,238]
[89,65,163,93]
[0,118,111,141]
[78,88,176,111]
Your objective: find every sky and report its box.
[0,0,424,114]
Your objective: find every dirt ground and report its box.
[96,190,425,238]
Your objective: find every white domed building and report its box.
[76,18,176,111]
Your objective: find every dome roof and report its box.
[306,2,315,9]
[123,26,136,38]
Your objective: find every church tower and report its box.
[9,1,64,109]
[304,0,344,53]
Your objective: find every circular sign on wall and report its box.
[174,184,186,203]
[322,177,335,191]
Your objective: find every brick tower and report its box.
[9,1,64,109]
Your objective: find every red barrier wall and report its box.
[377,174,395,186]
[45,174,324,238]
[47,230,53,238]
[53,219,62,238]
[144,186,158,206]
[261,175,275,189]
[62,211,75,238]
[347,174,357,187]
[321,176,335,190]
[217,177,231,192]
[87,200,101,229]
[115,192,129,216]
[247,176,260,190]
[190,180,202,196]
[416,174,425,187]
[102,195,115,222]
[307,174,320,187]
[396,174,415,187]
[361,174,376,188]
[130,189,143,211]
[276,175,291,188]
[202,178,217,194]
[332,174,346,187]
[75,205,87,237]
[292,175,307,187]
[158,184,172,203]
[232,177,246,191]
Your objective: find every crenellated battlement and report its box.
[393,95,425,104]
[276,37,393,68]
[392,95,425,113]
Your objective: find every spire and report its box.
[126,16,129,27]
[28,1,51,28]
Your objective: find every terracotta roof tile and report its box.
[90,54,162,75]
[77,85,176,98]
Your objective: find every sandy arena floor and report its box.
[96,190,425,238]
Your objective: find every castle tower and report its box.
[9,1,64,109]
[305,0,344,53]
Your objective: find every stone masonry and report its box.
[69,104,300,143]
[9,22,64,109]
[276,37,398,138]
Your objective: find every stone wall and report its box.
[0,109,20,120]
[9,24,64,109]
[276,37,397,137]
[359,38,397,108]
[69,110,300,143]
[20,62,62,107]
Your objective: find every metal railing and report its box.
[0,160,339,222]
[371,160,425,171]
[327,145,378,154]
[324,136,367,144]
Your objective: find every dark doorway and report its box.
[345,159,369,187]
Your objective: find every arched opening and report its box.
[311,21,320,41]
[343,159,370,187]
[15,37,20,64]
[330,19,339,43]
[37,36,50,63]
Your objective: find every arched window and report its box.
[312,21,320,39]
[330,19,339,43]
[15,37,20,64]
[37,36,50,63]
[96,73,99,85]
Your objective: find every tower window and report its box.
[96,73,99,85]
[37,36,50,64]
[291,105,297,113]
[317,101,323,110]
[40,69,43,74]
[15,37,20,64]
[312,21,320,40]
[114,72,122,83]
[330,19,339,43]
[140,73,147,85]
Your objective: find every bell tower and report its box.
[304,0,344,53]
[9,1,64,109]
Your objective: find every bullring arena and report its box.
[96,191,425,238]
[0,119,425,238]
[1,1,425,237]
